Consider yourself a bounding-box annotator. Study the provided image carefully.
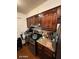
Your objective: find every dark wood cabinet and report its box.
[28,43,36,55]
[37,42,55,59]
[57,7,61,19]
[27,15,40,28]
[27,18,31,27]
[26,6,61,31]
[40,9,57,31]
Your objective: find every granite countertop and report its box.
[37,37,55,52]
[32,27,56,52]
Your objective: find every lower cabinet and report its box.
[37,42,55,59]
[28,42,37,56]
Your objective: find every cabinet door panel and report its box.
[52,13,57,31]
[27,18,31,27]
[40,11,57,31]
[27,16,40,28]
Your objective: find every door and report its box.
[40,10,57,31]
[27,15,40,28]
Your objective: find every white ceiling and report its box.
[17,0,47,14]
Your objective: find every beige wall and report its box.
[17,12,27,37]
[26,0,61,18]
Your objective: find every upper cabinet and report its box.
[57,6,61,19]
[27,15,40,27]
[26,6,61,32]
[40,8,57,31]
[57,7,61,24]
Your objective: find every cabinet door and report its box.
[51,12,57,31]
[41,14,49,28]
[27,18,31,27]
[28,42,37,55]
[27,17,33,27]
[37,43,54,59]
[40,11,57,31]
[32,16,39,25]
[27,15,40,28]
